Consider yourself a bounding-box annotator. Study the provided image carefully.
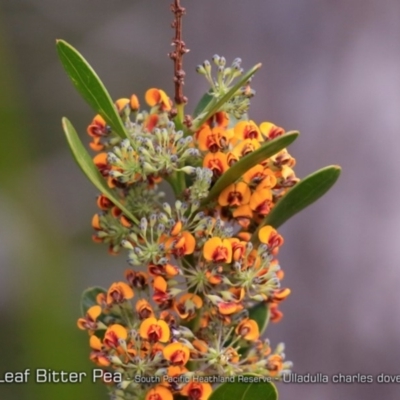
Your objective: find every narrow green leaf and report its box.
[62,117,138,224]
[209,376,278,400]
[81,287,107,315]
[258,165,341,231]
[203,132,299,204]
[193,92,214,118]
[56,39,128,139]
[193,63,262,131]
[249,302,270,335]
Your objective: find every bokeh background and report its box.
[1,0,400,399]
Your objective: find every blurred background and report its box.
[1,0,400,399]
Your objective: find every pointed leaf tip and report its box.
[256,164,341,231]
[57,40,128,139]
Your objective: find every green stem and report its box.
[177,103,185,123]
[166,171,186,198]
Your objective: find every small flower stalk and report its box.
[58,1,341,399]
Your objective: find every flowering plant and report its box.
[57,2,340,400]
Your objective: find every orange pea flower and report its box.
[136,299,154,320]
[148,262,180,277]
[145,88,172,111]
[197,126,232,152]
[96,194,113,210]
[103,324,128,348]
[217,301,243,315]
[218,182,251,207]
[163,342,191,366]
[106,282,134,305]
[272,288,291,302]
[152,276,170,305]
[203,151,229,178]
[146,385,174,400]
[89,335,110,367]
[181,381,212,400]
[232,139,260,158]
[87,114,108,138]
[77,305,102,330]
[269,303,284,322]
[115,98,130,113]
[266,354,284,377]
[232,205,253,229]
[125,269,148,289]
[228,238,247,261]
[258,225,284,254]
[235,318,260,341]
[139,317,170,343]
[243,165,277,189]
[249,189,273,216]
[203,237,232,263]
[130,94,140,111]
[260,121,285,140]
[166,231,196,257]
[174,293,203,320]
[234,120,262,142]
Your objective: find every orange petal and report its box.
[146,385,173,400]
[89,335,102,350]
[163,343,190,366]
[130,94,140,111]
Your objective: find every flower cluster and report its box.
[79,57,297,400]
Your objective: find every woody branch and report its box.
[169,0,189,105]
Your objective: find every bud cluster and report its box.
[196,56,255,119]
